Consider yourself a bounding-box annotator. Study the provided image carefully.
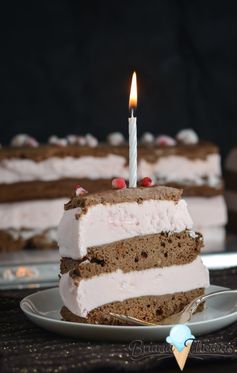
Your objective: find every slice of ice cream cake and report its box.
[58,185,209,324]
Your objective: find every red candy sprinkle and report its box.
[112,178,127,189]
[139,177,153,187]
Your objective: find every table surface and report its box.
[0,267,237,373]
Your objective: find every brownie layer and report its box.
[60,230,203,277]
[0,142,218,162]
[0,178,223,203]
[0,229,57,252]
[65,185,182,211]
[60,288,204,325]
[0,179,78,203]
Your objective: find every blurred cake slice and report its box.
[58,185,209,325]
[0,130,226,252]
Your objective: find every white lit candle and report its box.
[128,71,138,188]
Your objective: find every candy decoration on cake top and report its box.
[48,134,98,147]
[155,135,176,146]
[77,136,87,146]
[66,135,79,145]
[140,132,155,145]
[139,177,154,187]
[107,132,125,146]
[176,129,199,144]
[85,134,98,147]
[48,135,67,147]
[112,176,154,190]
[11,134,39,147]
[7,129,201,148]
[74,184,88,196]
[112,178,127,189]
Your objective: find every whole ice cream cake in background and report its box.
[0,129,227,252]
[58,184,209,324]
[139,129,227,252]
[225,146,237,232]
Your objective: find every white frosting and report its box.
[1,152,221,187]
[0,198,67,229]
[58,199,193,259]
[59,256,209,318]
[139,154,222,186]
[0,155,129,184]
[185,196,227,227]
[225,148,237,172]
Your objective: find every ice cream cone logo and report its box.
[166,324,195,371]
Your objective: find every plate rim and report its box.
[20,284,237,330]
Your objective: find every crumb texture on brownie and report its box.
[60,230,203,277]
[60,288,204,325]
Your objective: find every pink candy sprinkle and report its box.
[25,137,39,147]
[112,178,127,189]
[155,135,176,146]
[74,184,88,196]
[11,134,39,147]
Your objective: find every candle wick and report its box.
[131,108,134,118]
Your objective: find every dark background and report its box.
[1,0,237,157]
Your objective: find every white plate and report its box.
[20,285,237,342]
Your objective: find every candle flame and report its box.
[129,71,137,110]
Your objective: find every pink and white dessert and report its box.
[0,129,226,252]
[58,184,209,325]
